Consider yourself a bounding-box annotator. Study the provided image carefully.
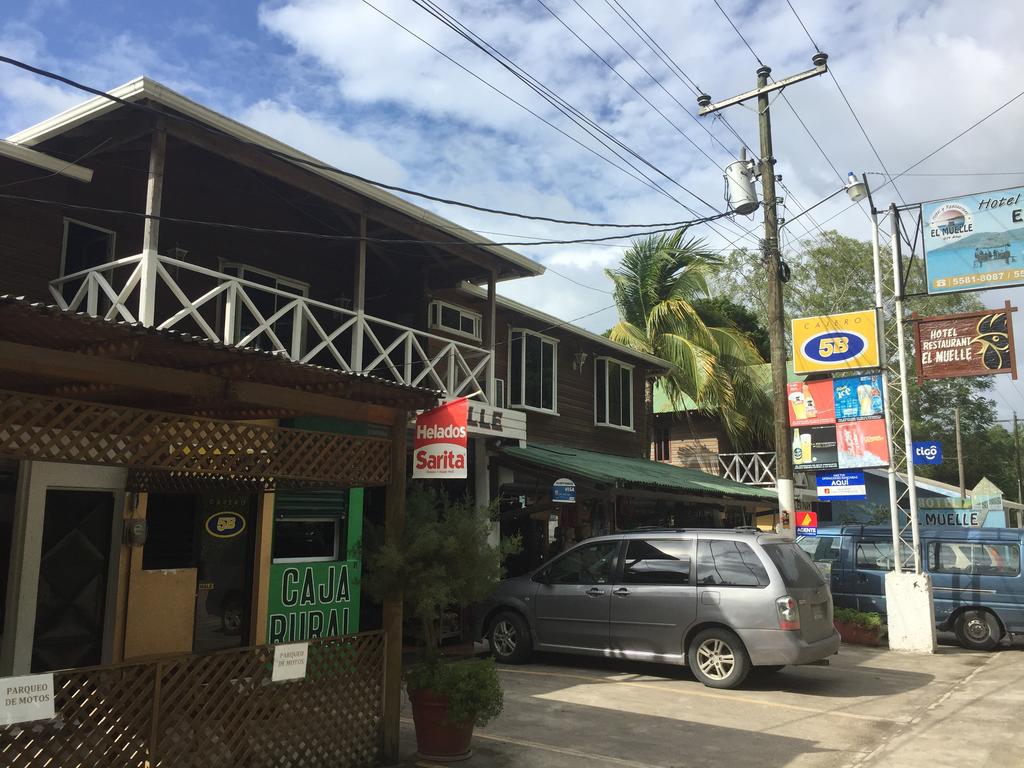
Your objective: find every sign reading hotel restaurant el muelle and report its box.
[412,397,469,479]
[912,302,1017,384]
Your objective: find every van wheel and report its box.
[489,611,533,664]
[955,610,1001,651]
[688,628,751,689]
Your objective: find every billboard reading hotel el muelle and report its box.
[923,186,1024,294]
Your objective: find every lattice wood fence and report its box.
[0,390,391,487]
[0,632,385,768]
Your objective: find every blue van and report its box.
[798,525,1024,650]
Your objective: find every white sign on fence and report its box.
[272,642,309,682]
[0,673,55,725]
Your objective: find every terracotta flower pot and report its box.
[834,619,881,647]
[408,687,474,762]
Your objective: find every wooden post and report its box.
[352,215,367,373]
[140,123,166,327]
[485,270,497,404]
[381,410,407,763]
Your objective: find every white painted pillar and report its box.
[139,124,166,327]
[351,215,366,373]
[485,271,497,404]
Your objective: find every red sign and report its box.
[786,380,836,427]
[412,398,469,479]
[796,510,818,530]
[836,419,890,469]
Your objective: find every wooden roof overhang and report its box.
[0,296,439,422]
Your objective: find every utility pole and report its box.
[698,53,829,538]
[955,406,965,500]
[1014,412,1022,515]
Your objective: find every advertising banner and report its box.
[792,310,880,374]
[267,561,359,644]
[832,374,884,421]
[795,510,818,537]
[922,186,1024,294]
[786,380,836,426]
[816,471,867,500]
[552,478,576,503]
[792,424,839,470]
[836,420,889,469]
[912,441,943,465]
[912,304,1018,383]
[412,398,469,479]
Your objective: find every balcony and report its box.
[718,452,776,487]
[49,253,493,403]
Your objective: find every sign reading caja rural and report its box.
[412,398,469,479]
[792,310,880,374]
[923,186,1024,294]
[913,303,1018,383]
[267,561,359,644]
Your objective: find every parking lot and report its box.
[401,641,1024,768]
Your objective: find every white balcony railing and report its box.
[718,452,776,486]
[49,253,493,403]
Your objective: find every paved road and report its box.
[399,642,1024,768]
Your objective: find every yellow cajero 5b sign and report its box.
[792,310,881,374]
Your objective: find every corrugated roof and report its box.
[498,442,778,502]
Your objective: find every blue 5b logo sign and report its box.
[792,310,881,374]
[913,441,943,465]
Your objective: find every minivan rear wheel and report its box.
[688,628,751,689]
[954,610,1001,651]
[489,611,533,664]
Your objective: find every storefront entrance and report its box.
[32,489,115,672]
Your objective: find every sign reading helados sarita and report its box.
[412,398,469,479]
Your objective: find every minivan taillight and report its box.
[776,596,800,631]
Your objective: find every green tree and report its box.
[605,229,772,448]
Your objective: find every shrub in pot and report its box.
[833,607,884,646]
[364,485,519,762]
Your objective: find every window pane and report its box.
[622,539,692,585]
[544,542,619,585]
[542,340,554,410]
[272,519,339,560]
[596,359,607,423]
[510,332,523,406]
[763,543,825,588]
[696,539,769,587]
[524,333,542,407]
[856,540,913,570]
[460,314,476,334]
[430,303,438,326]
[621,368,632,428]
[608,362,622,425]
[929,542,1021,576]
[797,535,842,563]
[440,305,460,330]
[63,222,113,275]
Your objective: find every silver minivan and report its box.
[476,528,840,688]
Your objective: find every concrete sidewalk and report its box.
[398,642,1024,767]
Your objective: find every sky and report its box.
[2,0,1023,419]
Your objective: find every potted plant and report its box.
[833,607,884,646]
[364,485,518,762]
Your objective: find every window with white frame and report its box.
[509,328,557,412]
[220,262,309,349]
[61,218,115,276]
[428,300,482,341]
[595,357,633,429]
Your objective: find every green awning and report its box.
[498,443,778,503]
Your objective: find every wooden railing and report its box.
[1,632,385,768]
[719,452,777,486]
[49,253,493,403]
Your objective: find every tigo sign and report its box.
[413,398,469,479]
[795,510,818,537]
[912,441,943,465]
[792,310,880,374]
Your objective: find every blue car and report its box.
[798,525,1024,650]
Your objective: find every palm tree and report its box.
[605,229,772,449]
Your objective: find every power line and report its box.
[783,0,907,206]
[712,0,764,67]
[0,52,691,230]
[0,191,735,247]
[869,171,1024,178]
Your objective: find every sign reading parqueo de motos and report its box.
[791,310,881,374]
[912,303,1018,383]
[413,398,469,479]
[1,673,55,726]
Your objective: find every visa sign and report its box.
[792,310,881,374]
[913,441,943,465]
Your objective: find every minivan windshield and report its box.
[763,543,826,588]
